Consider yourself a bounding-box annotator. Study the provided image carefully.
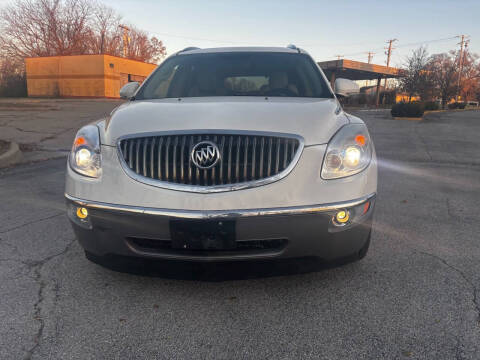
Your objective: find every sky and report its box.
[2,0,479,67]
[100,0,479,67]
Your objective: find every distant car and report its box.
[65,46,377,267]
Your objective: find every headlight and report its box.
[321,124,373,179]
[69,125,102,178]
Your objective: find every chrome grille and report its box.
[118,133,301,189]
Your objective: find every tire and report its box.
[357,230,372,260]
[84,250,103,264]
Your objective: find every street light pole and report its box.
[118,25,131,58]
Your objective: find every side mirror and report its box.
[119,82,140,99]
[334,78,360,97]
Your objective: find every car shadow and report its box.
[91,255,358,281]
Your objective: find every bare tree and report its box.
[90,3,122,55]
[400,46,434,101]
[0,0,166,62]
[0,0,167,96]
[125,27,167,63]
[428,52,459,108]
[457,49,480,101]
[0,0,94,59]
[0,57,27,96]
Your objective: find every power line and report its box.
[325,35,460,60]
[394,36,458,49]
[146,31,256,45]
[137,28,465,63]
[140,27,462,55]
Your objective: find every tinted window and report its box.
[137,52,333,99]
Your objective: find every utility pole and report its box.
[366,52,374,86]
[335,54,344,61]
[367,52,374,64]
[118,25,131,58]
[383,39,397,90]
[456,34,469,102]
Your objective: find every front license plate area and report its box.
[170,220,236,250]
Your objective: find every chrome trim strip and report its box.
[116,130,305,194]
[65,193,376,220]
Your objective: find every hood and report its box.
[101,97,348,146]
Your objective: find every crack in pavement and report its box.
[0,258,31,267]
[23,237,77,360]
[418,251,480,326]
[39,126,76,143]
[4,126,54,135]
[446,198,455,219]
[455,336,465,360]
[413,124,434,162]
[0,213,64,234]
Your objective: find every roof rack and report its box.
[177,47,200,54]
[286,44,301,53]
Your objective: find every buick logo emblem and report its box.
[191,141,221,169]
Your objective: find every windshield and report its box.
[136,52,333,99]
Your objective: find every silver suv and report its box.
[65,46,377,266]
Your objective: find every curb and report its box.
[393,117,423,121]
[0,141,23,168]
[392,108,480,121]
[424,108,479,114]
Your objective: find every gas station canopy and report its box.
[318,59,405,81]
[318,59,406,106]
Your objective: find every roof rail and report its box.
[286,44,301,53]
[177,46,200,54]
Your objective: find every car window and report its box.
[224,76,269,93]
[137,52,333,99]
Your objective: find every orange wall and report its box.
[103,55,157,98]
[25,55,157,98]
[25,56,62,97]
[59,55,105,97]
[25,55,105,97]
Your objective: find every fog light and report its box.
[335,210,350,224]
[76,207,88,219]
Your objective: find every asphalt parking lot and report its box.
[1,106,479,359]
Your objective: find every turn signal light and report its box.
[363,201,370,214]
[74,136,86,146]
[355,134,366,146]
[76,207,88,219]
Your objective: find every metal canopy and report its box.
[318,59,405,81]
[318,59,406,107]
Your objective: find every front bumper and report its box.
[66,193,375,262]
